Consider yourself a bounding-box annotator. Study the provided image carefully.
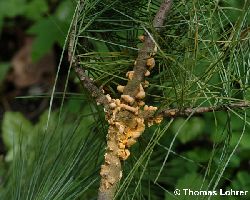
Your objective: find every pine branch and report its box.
[123,0,173,98]
[68,1,110,110]
[98,1,172,200]
[141,102,250,122]
[74,66,110,108]
[153,0,173,30]
[68,1,250,199]
[160,102,250,118]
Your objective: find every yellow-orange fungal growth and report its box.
[118,142,126,149]
[144,80,149,88]
[146,57,155,70]
[120,104,138,114]
[169,111,176,116]
[118,149,130,160]
[126,138,137,147]
[105,159,111,165]
[135,84,145,99]
[100,165,108,177]
[117,85,125,93]
[144,105,157,111]
[145,70,150,77]
[134,118,145,136]
[121,95,134,104]
[138,101,145,107]
[115,99,121,106]
[126,71,134,80]
[130,129,143,139]
[109,102,116,109]
[136,91,145,99]
[154,115,163,124]
[120,117,145,140]
[104,62,162,164]
[138,35,145,42]
[106,94,112,102]
[147,121,154,127]
[148,106,158,111]
[115,122,125,134]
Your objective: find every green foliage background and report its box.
[0,0,250,199]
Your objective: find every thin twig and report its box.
[160,102,250,118]
[123,0,173,98]
[74,66,110,107]
[68,1,109,109]
[153,0,173,30]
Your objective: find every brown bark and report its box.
[98,1,173,199]
[68,1,250,200]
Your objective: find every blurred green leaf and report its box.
[165,173,208,200]
[2,112,32,148]
[0,0,26,18]
[239,133,250,149]
[24,0,48,21]
[27,0,74,60]
[27,17,64,61]
[2,112,33,161]
[0,0,48,20]
[185,148,211,163]
[0,62,10,82]
[176,173,208,190]
[54,0,74,23]
[231,171,250,199]
[171,117,205,143]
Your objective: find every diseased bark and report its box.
[123,35,155,98]
[123,0,173,98]
[98,1,173,199]
[98,126,121,200]
[68,1,250,200]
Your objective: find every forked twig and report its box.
[98,1,173,199]
[68,1,250,200]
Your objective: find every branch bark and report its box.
[74,66,110,108]
[68,1,250,200]
[68,1,110,110]
[141,102,250,122]
[159,102,250,118]
[123,0,173,98]
[98,1,172,200]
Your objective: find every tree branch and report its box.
[74,66,110,108]
[160,102,250,118]
[98,1,172,200]
[153,0,173,30]
[123,0,173,98]
[68,1,249,199]
[68,1,109,109]
[68,1,172,199]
